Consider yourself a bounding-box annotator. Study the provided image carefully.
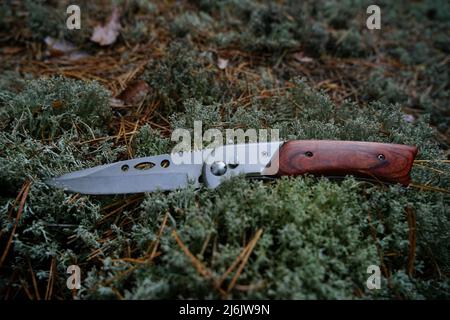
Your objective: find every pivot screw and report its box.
[211,161,227,176]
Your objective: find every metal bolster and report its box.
[202,142,283,188]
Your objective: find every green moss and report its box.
[363,68,408,105]
[133,125,171,157]
[1,76,111,140]
[142,42,228,114]
[25,0,64,40]
[0,129,123,291]
[116,177,379,299]
[240,5,299,52]
[301,22,330,56]
[170,11,214,37]
[330,28,371,58]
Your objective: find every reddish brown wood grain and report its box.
[273,140,418,185]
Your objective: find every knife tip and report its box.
[45,177,64,189]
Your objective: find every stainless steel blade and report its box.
[47,151,206,194]
[48,142,284,194]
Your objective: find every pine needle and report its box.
[0,181,31,268]
[414,160,450,164]
[410,183,450,194]
[226,229,263,293]
[172,230,225,295]
[147,212,169,261]
[28,259,41,300]
[44,257,56,300]
[413,163,446,174]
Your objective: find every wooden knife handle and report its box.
[273,140,418,185]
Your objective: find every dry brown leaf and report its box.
[90,7,121,46]
[117,80,151,105]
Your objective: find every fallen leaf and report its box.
[44,36,89,60]
[45,36,76,56]
[217,57,229,70]
[117,80,151,105]
[90,7,121,46]
[293,52,314,63]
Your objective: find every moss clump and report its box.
[363,68,408,105]
[329,28,371,58]
[24,0,64,40]
[301,22,330,57]
[240,5,299,52]
[170,11,214,38]
[117,177,380,299]
[142,42,229,114]
[0,130,123,289]
[133,125,171,157]
[1,76,111,140]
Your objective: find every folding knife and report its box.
[47,140,418,195]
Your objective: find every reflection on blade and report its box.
[47,172,193,194]
[47,152,205,194]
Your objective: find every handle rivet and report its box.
[378,154,385,160]
[305,151,313,157]
[211,161,227,176]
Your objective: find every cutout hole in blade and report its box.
[160,159,170,168]
[121,164,129,171]
[134,162,156,170]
